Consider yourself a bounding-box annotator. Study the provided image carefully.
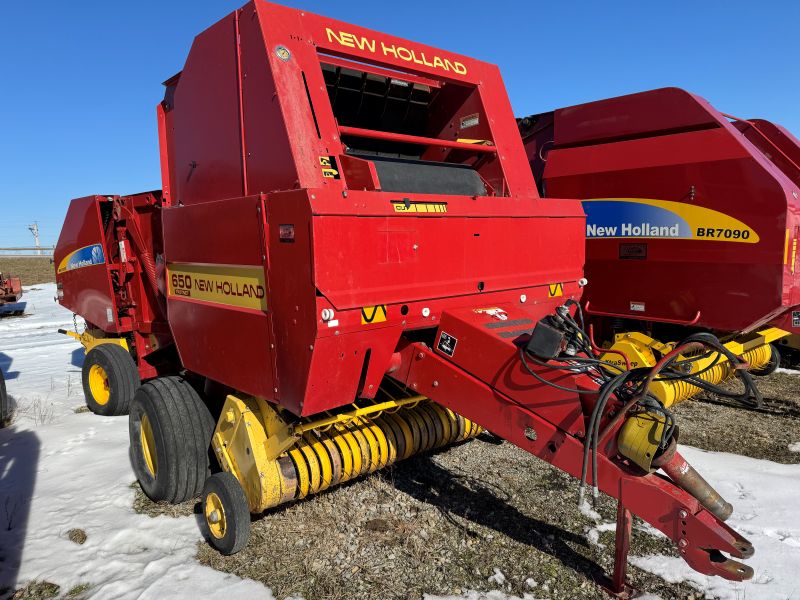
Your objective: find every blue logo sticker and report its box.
[581,198,759,243]
[57,244,106,274]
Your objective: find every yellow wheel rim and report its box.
[205,492,227,539]
[140,413,158,477]
[88,364,111,406]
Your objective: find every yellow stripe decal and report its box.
[392,202,448,213]
[784,228,791,265]
[167,263,267,310]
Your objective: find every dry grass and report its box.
[66,528,87,545]
[7,581,60,600]
[0,257,54,285]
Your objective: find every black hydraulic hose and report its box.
[518,349,601,395]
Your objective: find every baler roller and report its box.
[601,328,785,407]
[212,387,481,513]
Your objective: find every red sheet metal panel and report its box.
[527,87,800,334]
[162,196,276,399]
[54,196,120,332]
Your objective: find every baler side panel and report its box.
[552,87,719,148]
[312,211,586,310]
[168,13,245,205]
[162,196,275,399]
[542,92,795,333]
[54,196,119,332]
[239,4,303,197]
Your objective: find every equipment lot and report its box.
[1,282,798,599]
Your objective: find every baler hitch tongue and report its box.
[680,515,754,582]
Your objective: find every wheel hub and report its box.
[88,364,110,405]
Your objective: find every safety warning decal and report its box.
[793,311,800,328]
[548,283,564,298]
[167,263,267,311]
[474,307,508,321]
[437,331,457,357]
[361,305,387,325]
[319,155,340,179]
[582,198,759,243]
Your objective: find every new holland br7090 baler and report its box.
[520,87,800,408]
[55,4,755,594]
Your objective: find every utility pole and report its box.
[28,222,41,255]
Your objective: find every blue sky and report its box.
[1,0,798,247]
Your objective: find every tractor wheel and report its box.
[129,377,215,503]
[0,371,8,427]
[82,344,140,416]
[751,344,781,377]
[201,471,251,555]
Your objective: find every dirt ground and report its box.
[130,373,800,600]
[0,257,54,285]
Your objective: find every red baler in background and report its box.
[520,88,800,407]
[54,5,755,594]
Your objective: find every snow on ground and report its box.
[1,284,799,600]
[0,285,273,600]
[776,367,800,376]
[630,446,800,600]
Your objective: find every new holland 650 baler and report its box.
[55,4,755,594]
[520,88,800,408]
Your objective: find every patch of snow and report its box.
[631,445,800,600]
[578,497,600,521]
[487,568,506,585]
[0,285,273,599]
[788,442,800,453]
[775,367,800,376]
[586,522,616,547]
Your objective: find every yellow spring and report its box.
[650,343,772,407]
[271,401,480,509]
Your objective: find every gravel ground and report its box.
[130,372,799,600]
[677,371,800,464]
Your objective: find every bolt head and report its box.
[679,539,688,548]
[432,380,439,387]
[679,509,688,518]
[520,294,527,303]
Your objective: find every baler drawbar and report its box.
[54,2,755,594]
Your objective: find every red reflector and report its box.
[279,224,295,243]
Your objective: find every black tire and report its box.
[129,376,215,503]
[751,344,781,377]
[201,472,251,555]
[0,370,8,427]
[82,344,140,416]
